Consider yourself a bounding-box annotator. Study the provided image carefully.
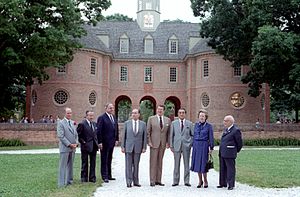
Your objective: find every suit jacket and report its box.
[147,115,171,149]
[57,118,78,153]
[169,119,194,151]
[96,113,119,148]
[77,119,98,153]
[219,125,243,158]
[121,120,147,153]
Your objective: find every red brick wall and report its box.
[1,123,300,146]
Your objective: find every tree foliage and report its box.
[105,13,133,21]
[0,0,111,114]
[191,0,300,120]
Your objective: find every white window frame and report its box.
[144,67,153,83]
[233,66,242,77]
[169,39,178,54]
[203,60,209,77]
[90,58,96,75]
[169,67,177,83]
[57,65,66,74]
[120,66,128,82]
[120,38,129,53]
[144,37,153,54]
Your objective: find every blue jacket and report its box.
[219,125,243,158]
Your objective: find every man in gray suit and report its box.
[170,108,194,187]
[57,107,79,187]
[121,109,147,188]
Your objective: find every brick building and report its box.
[28,0,270,124]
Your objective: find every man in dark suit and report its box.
[57,107,78,187]
[121,109,147,188]
[96,103,119,183]
[217,115,243,190]
[77,110,99,183]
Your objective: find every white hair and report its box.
[225,115,235,123]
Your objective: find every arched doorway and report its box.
[115,95,132,123]
[139,96,156,123]
[165,96,181,121]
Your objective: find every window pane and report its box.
[169,40,177,54]
[234,67,242,76]
[145,39,153,54]
[57,65,66,73]
[144,67,152,82]
[169,67,177,82]
[203,60,209,77]
[91,58,96,75]
[120,39,129,53]
[120,66,128,82]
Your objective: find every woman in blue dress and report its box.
[191,109,214,188]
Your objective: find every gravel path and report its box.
[1,147,299,197]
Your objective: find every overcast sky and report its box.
[102,0,200,23]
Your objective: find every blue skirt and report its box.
[190,140,209,173]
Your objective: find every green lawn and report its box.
[1,149,299,197]
[0,154,101,197]
[213,148,300,188]
[0,145,58,150]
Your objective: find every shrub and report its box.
[214,138,300,146]
[0,138,26,147]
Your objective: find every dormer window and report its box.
[120,34,129,53]
[144,35,153,54]
[169,35,178,54]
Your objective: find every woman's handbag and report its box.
[205,153,214,172]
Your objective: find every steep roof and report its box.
[79,21,213,60]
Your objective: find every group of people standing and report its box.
[56,104,243,191]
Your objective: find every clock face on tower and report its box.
[144,13,154,28]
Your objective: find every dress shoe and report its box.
[197,182,203,188]
[133,184,141,187]
[217,185,226,188]
[103,179,109,183]
[127,184,132,188]
[228,187,234,190]
[150,182,155,187]
[185,183,191,187]
[172,183,179,187]
[89,180,96,183]
[108,177,116,180]
[155,182,165,186]
[204,182,208,188]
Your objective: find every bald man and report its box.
[217,115,243,190]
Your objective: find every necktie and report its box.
[68,120,74,134]
[159,116,163,129]
[134,121,137,134]
[110,115,114,124]
[181,120,184,131]
[90,122,94,131]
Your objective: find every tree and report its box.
[0,0,111,115]
[105,13,133,21]
[190,0,300,122]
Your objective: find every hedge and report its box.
[0,138,26,147]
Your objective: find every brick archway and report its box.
[165,96,181,119]
[139,96,157,122]
[115,95,132,123]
